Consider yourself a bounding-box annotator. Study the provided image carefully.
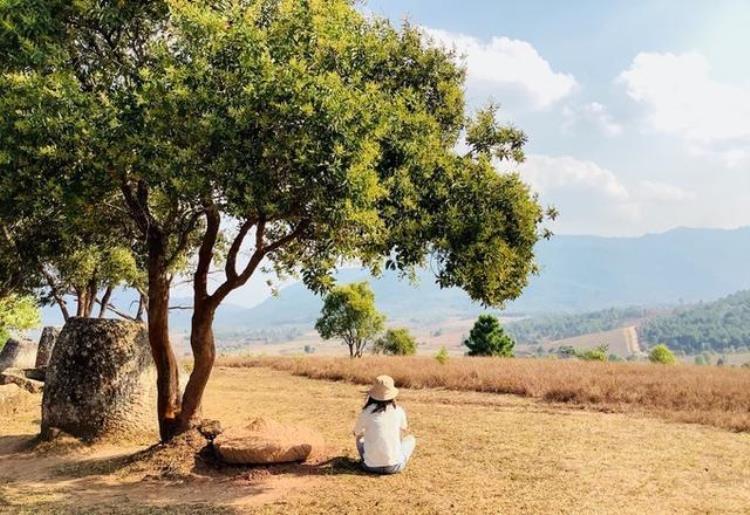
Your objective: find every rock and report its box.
[198,419,223,442]
[214,417,324,465]
[0,338,37,371]
[35,326,60,369]
[22,368,45,381]
[41,318,157,442]
[0,368,44,393]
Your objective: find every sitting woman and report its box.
[353,375,416,474]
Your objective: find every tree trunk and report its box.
[84,279,97,317]
[98,285,113,318]
[135,294,145,322]
[146,240,181,442]
[75,289,83,317]
[177,300,216,432]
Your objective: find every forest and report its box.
[640,290,750,353]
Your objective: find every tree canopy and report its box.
[373,327,418,356]
[0,294,40,347]
[1,0,549,439]
[315,282,385,358]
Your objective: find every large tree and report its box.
[1,0,551,440]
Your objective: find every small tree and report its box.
[373,328,417,356]
[694,355,707,366]
[649,344,676,365]
[435,346,449,365]
[464,314,515,357]
[315,282,385,358]
[0,294,40,349]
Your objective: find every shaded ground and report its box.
[2,366,750,513]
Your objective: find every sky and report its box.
[171,1,750,310]
[364,0,750,237]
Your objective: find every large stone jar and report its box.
[41,318,157,441]
[35,326,60,369]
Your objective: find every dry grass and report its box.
[3,367,750,513]
[218,355,750,432]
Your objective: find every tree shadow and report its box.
[267,455,368,478]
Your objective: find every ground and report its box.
[2,366,750,514]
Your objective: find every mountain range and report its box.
[41,226,750,331]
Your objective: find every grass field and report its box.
[2,363,750,513]
[220,355,750,432]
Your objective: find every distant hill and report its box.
[640,290,750,353]
[228,226,750,329]
[505,306,651,344]
[40,226,750,331]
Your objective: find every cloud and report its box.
[423,27,577,109]
[519,154,629,200]
[618,52,750,159]
[562,102,623,137]
[513,155,701,235]
[638,180,696,202]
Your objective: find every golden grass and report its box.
[3,367,750,513]
[218,355,750,432]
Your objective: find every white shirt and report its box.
[353,404,408,468]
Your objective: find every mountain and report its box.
[227,226,750,329]
[41,226,750,331]
[640,289,750,353]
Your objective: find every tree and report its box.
[2,1,549,440]
[464,315,515,357]
[649,344,676,365]
[0,294,40,349]
[373,328,417,356]
[315,282,385,358]
[435,345,449,365]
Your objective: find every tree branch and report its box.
[94,297,136,321]
[225,217,257,282]
[166,209,204,268]
[193,207,221,301]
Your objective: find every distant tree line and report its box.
[506,307,648,344]
[640,290,750,353]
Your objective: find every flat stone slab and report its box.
[0,368,44,393]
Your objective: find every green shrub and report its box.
[435,346,449,365]
[464,314,515,357]
[576,344,608,361]
[373,328,418,356]
[649,344,676,365]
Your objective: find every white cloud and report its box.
[519,154,629,200]
[562,102,623,137]
[618,52,750,153]
[638,180,696,202]
[513,155,704,235]
[423,27,577,109]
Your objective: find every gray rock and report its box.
[0,368,44,393]
[35,326,60,369]
[0,338,36,371]
[41,318,157,442]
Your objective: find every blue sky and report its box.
[365,0,750,236]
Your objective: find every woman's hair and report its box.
[363,396,396,414]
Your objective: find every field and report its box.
[2,360,750,513]
[222,355,750,432]
[516,325,641,357]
